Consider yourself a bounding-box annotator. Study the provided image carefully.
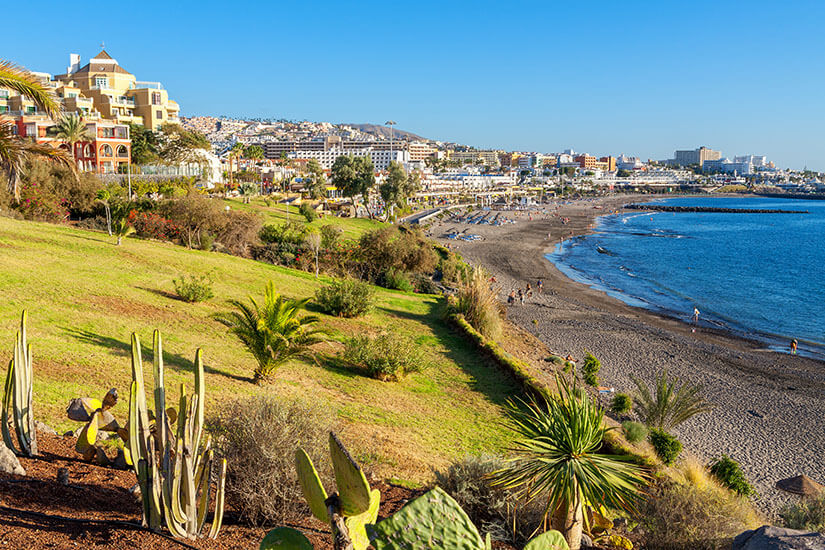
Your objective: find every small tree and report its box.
[304,230,322,278]
[580,351,600,386]
[631,371,712,431]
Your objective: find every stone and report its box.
[580,533,594,548]
[34,420,56,435]
[732,525,825,550]
[0,443,25,476]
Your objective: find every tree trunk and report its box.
[116,235,123,246]
[552,494,583,550]
[326,495,354,550]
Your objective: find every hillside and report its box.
[0,215,520,483]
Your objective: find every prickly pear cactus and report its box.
[295,448,329,523]
[523,530,570,550]
[329,432,371,516]
[367,487,485,550]
[606,534,633,549]
[346,488,380,550]
[259,527,314,550]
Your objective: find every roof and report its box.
[776,475,825,496]
[92,49,114,60]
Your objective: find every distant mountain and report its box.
[347,123,427,142]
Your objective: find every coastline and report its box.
[428,194,825,514]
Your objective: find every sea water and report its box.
[546,196,825,355]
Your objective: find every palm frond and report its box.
[630,371,712,430]
[0,60,60,118]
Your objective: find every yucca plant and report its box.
[630,370,712,431]
[1,310,37,457]
[215,281,324,383]
[492,375,648,550]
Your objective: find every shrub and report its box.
[631,370,712,431]
[383,268,413,292]
[438,251,468,284]
[213,210,262,256]
[251,242,302,266]
[435,454,547,546]
[159,193,223,249]
[637,475,762,550]
[299,202,317,222]
[260,221,306,245]
[611,393,633,415]
[622,421,648,444]
[452,267,502,340]
[129,210,181,241]
[173,273,214,303]
[779,491,825,532]
[315,278,374,318]
[357,226,438,281]
[319,224,343,249]
[649,428,682,466]
[581,351,600,386]
[343,332,424,381]
[410,272,440,294]
[210,395,332,526]
[708,455,755,497]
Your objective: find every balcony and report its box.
[132,81,163,90]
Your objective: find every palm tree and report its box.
[0,60,73,202]
[227,142,244,190]
[492,376,648,550]
[54,113,91,164]
[214,281,324,383]
[113,215,134,245]
[630,371,712,431]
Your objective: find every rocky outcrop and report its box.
[0,443,25,476]
[732,525,825,550]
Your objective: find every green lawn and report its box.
[0,216,519,482]
[221,197,384,240]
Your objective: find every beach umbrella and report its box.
[775,475,825,496]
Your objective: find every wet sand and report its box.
[429,196,825,514]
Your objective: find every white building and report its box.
[616,154,643,171]
[287,148,410,170]
[703,158,753,175]
[734,155,769,168]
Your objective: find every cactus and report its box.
[293,432,380,550]
[1,310,37,457]
[128,330,226,540]
[260,527,315,550]
[524,530,570,550]
[67,388,132,466]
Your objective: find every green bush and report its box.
[173,273,214,303]
[779,491,825,532]
[622,421,648,444]
[708,455,755,497]
[260,221,306,245]
[299,202,317,222]
[315,278,374,318]
[611,393,633,415]
[357,226,438,282]
[383,268,413,292]
[649,428,682,466]
[581,351,600,386]
[343,332,424,381]
[319,224,343,249]
[410,272,439,294]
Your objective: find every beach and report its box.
[428,195,825,514]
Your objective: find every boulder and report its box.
[580,533,594,548]
[732,525,825,550]
[35,420,57,435]
[0,443,25,476]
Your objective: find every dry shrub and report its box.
[210,395,332,526]
[780,491,825,532]
[636,459,761,550]
[214,210,262,256]
[435,454,547,547]
[453,267,502,340]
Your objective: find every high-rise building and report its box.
[673,146,721,166]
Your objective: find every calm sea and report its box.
[546,196,825,356]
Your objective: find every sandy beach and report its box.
[428,195,825,515]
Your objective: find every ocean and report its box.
[546,196,825,356]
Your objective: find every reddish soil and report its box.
[0,432,427,549]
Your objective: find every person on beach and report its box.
[537,279,543,294]
[693,307,700,323]
[507,290,515,306]
[791,339,798,355]
[518,288,525,305]
[526,283,532,298]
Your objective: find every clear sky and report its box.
[3,0,824,170]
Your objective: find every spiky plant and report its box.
[492,375,648,550]
[0,60,73,202]
[54,113,91,163]
[113,216,134,245]
[214,281,324,383]
[630,370,712,431]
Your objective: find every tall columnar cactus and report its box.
[128,330,226,540]
[1,310,37,457]
[294,433,381,550]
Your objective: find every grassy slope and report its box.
[221,197,383,240]
[0,215,518,482]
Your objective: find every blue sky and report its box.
[3,0,824,170]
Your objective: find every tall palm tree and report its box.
[54,113,91,164]
[0,60,73,202]
[492,376,648,550]
[214,281,324,383]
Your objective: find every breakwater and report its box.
[624,204,808,214]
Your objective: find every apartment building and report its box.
[447,150,501,166]
[286,148,410,170]
[258,136,436,163]
[673,146,721,166]
[48,50,180,130]
[702,158,753,175]
[10,114,130,174]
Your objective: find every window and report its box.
[100,144,113,157]
[0,106,7,114]
[156,110,163,119]
[151,92,161,105]
[25,106,35,114]
[84,144,92,157]
[116,145,129,158]
[95,76,108,88]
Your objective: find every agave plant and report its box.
[630,370,712,431]
[215,281,324,383]
[491,375,648,550]
[1,311,37,457]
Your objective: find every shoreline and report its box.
[428,194,825,514]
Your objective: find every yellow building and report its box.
[53,50,180,130]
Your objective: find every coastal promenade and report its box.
[429,195,825,514]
